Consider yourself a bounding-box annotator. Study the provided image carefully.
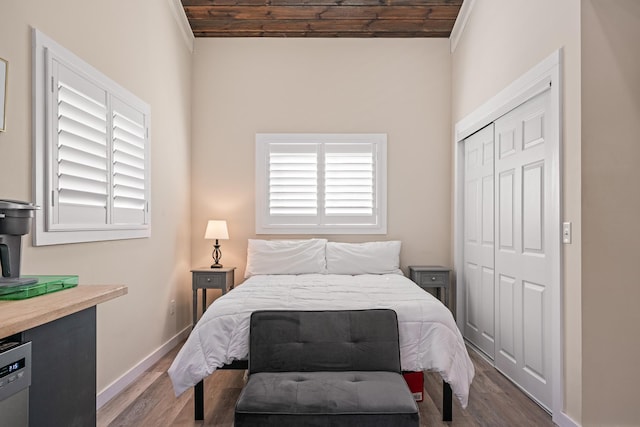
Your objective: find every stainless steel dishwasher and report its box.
[0,341,31,427]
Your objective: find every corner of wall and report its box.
[449,0,477,53]
[167,0,194,53]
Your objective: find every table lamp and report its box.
[204,220,229,268]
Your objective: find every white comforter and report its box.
[168,273,475,407]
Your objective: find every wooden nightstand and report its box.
[191,267,235,326]
[408,266,451,309]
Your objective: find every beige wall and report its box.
[451,0,582,422]
[11,3,638,423]
[582,1,640,424]
[190,38,453,280]
[0,0,193,394]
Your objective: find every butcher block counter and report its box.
[0,284,127,427]
[0,284,127,338]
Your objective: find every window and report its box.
[256,133,387,234]
[33,29,150,245]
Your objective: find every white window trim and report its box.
[32,28,151,246]
[256,133,387,235]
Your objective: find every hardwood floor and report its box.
[98,342,554,427]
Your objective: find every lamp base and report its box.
[211,240,223,269]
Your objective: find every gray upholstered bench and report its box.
[234,309,419,427]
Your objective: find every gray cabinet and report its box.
[408,266,451,309]
[23,307,96,427]
[191,267,235,326]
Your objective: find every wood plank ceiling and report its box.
[182,0,463,38]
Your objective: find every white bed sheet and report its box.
[168,273,475,407]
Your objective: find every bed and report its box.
[168,239,475,421]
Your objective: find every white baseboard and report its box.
[96,325,191,409]
[554,411,581,427]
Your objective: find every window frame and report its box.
[32,28,151,246]
[256,133,387,235]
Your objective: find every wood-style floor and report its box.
[98,342,554,427]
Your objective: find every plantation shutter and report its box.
[52,59,109,227]
[256,134,386,234]
[112,97,148,225]
[34,29,151,245]
[324,142,376,225]
[48,55,149,232]
[267,143,319,225]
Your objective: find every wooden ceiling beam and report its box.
[189,18,454,32]
[191,30,451,37]
[183,0,461,6]
[181,0,463,37]
[184,5,461,20]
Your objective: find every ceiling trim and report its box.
[449,0,476,53]
[168,0,195,53]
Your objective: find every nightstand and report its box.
[191,267,235,326]
[409,266,451,309]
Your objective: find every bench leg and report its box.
[195,380,204,420]
[443,380,452,421]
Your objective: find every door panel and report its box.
[497,273,517,364]
[494,90,552,410]
[463,124,495,358]
[465,262,479,331]
[498,169,515,250]
[522,162,544,253]
[482,175,494,245]
[499,128,516,159]
[481,266,495,341]
[523,280,545,380]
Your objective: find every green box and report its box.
[0,275,78,300]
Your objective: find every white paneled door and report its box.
[494,90,552,410]
[463,89,554,411]
[463,124,496,359]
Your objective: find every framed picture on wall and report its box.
[0,58,6,132]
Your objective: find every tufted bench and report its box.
[234,309,419,427]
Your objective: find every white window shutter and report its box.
[52,59,109,228]
[111,96,148,225]
[256,134,386,234]
[267,142,320,225]
[34,29,151,245]
[324,142,375,221]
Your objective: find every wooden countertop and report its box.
[0,284,127,338]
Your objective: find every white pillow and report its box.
[325,241,402,275]
[244,239,327,278]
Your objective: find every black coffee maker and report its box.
[0,200,40,288]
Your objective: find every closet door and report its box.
[494,89,553,410]
[463,124,496,359]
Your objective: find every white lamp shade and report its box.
[204,220,229,240]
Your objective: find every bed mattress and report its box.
[167,273,475,407]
